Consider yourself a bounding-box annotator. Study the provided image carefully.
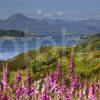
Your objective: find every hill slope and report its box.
[0,34,99,82]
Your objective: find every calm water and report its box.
[0,32,83,60]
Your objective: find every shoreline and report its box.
[0,36,16,39]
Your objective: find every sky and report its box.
[0,0,100,20]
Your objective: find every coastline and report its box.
[0,36,16,39]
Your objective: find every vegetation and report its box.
[0,52,100,99]
[0,33,99,99]
[0,33,99,81]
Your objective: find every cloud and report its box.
[43,13,52,17]
[37,9,43,15]
[28,11,100,20]
[58,11,64,16]
[34,10,65,19]
[35,9,52,18]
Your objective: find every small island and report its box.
[0,30,46,38]
[0,30,25,37]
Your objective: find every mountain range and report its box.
[0,13,100,34]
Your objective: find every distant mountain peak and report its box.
[12,13,26,17]
[0,13,100,33]
[6,13,29,21]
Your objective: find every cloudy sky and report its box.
[0,0,100,20]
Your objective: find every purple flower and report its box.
[2,66,8,91]
[14,69,21,90]
[83,80,88,96]
[78,89,83,100]
[31,86,35,96]
[16,87,21,100]
[69,54,74,74]
[63,94,71,100]
[88,83,97,100]
[16,69,21,82]
[26,67,31,84]
[25,67,31,96]
[40,90,49,100]
[0,93,8,100]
